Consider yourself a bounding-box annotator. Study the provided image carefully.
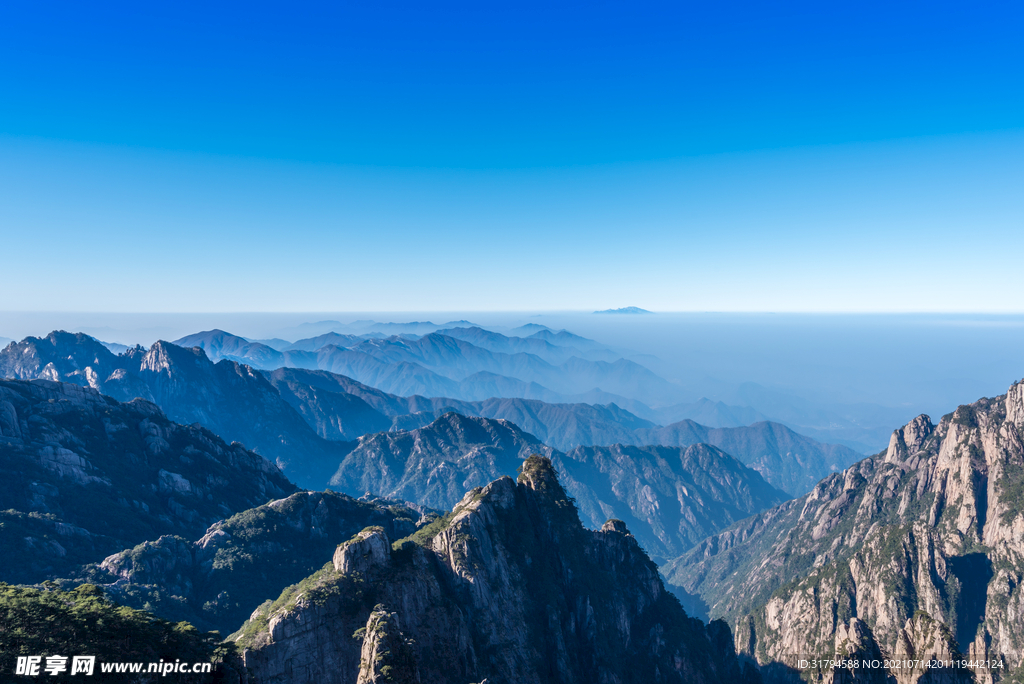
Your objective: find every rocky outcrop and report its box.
[0,378,295,584]
[334,527,391,575]
[237,457,760,684]
[663,380,1024,682]
[355,608,420,684]
[82,491,427,636]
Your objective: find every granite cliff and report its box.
[236,456,762,684]
[663,380,1024,682]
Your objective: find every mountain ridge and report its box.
[662,379,1024,681]
[0,377,295,584]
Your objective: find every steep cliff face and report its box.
[0,378,295,584]
[237,457,760,684]
[84,491,427,636]
[664,380,1024,682]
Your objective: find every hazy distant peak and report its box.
[250,337,293,351]
[509,323,552,334]
[173,328,247,346]
[526,328,603,349]
[594,306,652,314]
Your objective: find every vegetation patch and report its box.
[0,582,234,682]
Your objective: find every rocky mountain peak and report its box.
[140,340,211,375]
[238,466,755,684]
[601,518,630,534]
[333,526,390,575]
[664,377,1024,682]
[516,453,563,493]
[885,413,935,465]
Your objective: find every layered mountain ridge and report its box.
[0,331,862,494]
[330,412,788,561]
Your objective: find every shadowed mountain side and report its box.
[266,367,658,444]
[328,412,785,561]
[267,367,857,496]
[652,398,771,429]
[235,457,763,684]
[329,413,550,510]
[173,329,284,368]
[313,345,465,397]
[282,331,366,352]
[435,326,621,363]
[526,327,608,350]
[0,378,295,584]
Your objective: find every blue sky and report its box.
[1,0,1022,312]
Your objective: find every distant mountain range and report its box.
[6,320,913,452]
[171,327,684,407]
[276,319,481,339]
[594,306,652,314]
[0,331,350,487]
[0,331,862,495]
[169,326,900,452]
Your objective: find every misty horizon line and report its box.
[5,310,1024,316]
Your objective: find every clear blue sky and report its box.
[1,0,1022,312]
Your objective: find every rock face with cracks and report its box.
[236,457,760,684]
[664,380,1024,682]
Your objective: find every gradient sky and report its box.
[1,0,1022,312]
